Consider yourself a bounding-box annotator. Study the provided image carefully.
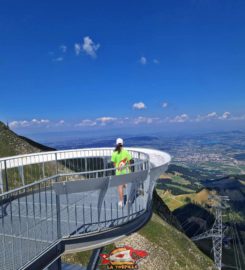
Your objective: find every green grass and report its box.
[159,172,192,186]
[159,192,188,211]
[224,211,245,223]
[62,243,116,267]
[163,197,184,211]
[171,174,191,185]
[62,250,92,266]
[164,183,195,193]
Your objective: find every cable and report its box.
[230,223,239,269]
[232,222,244,269]
[228,210,242,270]
[182,207,209,235]
[228,210,238,270]
[233,223,245,266]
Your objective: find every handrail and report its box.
[0,148,149,193]
[0,160,147,198]
[0,148,149,166]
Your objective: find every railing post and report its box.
[55,176,61,239]
[0,168,3,194]
[19,165,25,186]
[85,156,88,179]
[146,161,152,210]
[103,157,107,177]
[4,160,9,192]
[42,162,45,178]
[55,153,59,175]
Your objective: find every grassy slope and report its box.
[139,213,213,270]
[158,189,213,211]
[0,121,53,158]
[62,244,116,268]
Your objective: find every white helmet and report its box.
[116,138,123,145]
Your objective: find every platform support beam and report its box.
[87,247,104,270]
[48,257,62,270]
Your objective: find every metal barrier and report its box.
[0,148,149,192]
[0,148,157,270]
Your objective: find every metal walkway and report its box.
[0,148,170,270]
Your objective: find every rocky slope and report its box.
[118,213,213,270]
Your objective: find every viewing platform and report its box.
[0,147,171,270]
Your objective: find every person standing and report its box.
[111,138,132,207]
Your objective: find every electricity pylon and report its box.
[192,195,229,270]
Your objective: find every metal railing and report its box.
[0,148,152,270]
[0,148,149,192]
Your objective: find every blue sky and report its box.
[1,0,245,134]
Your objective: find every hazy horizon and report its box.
[15,122,245,145]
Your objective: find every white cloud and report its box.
[9,121,27,128]
[230,114,245,121]
[74,43,81,55]
[140,56,147,65]
[76,117,119,127]
[207,112,218,119]
[162,102,168,108]
[9,119,50,128]
[133,117,159,125]
[170,114,189,123]
[31,119,50,124]
[195,111,244,121]
[195,115,203,122]
[52,57,63,62]
[55,120,65,126]
[58,120,65,125]
[96,117,117,123]
[195,112,217,122]
[133,102,146,110]
[8,121,17,128]
[153,59,159,64]
[82,36,100,58]
[219,111,231,120]
[60,45,67,53]
[195,112,232,122]
[76,119,97,127]
[96,117,117,125]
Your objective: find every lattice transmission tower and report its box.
[192,195,229,270]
